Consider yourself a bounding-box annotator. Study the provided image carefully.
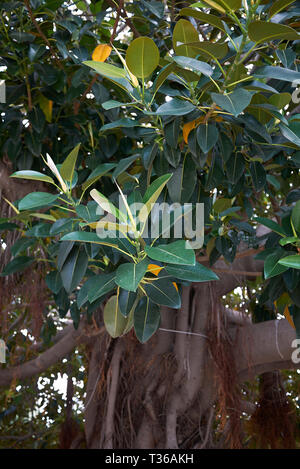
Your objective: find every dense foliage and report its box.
[0,0,300,448]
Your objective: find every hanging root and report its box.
[248,371,297,449]
[207,285,242,449]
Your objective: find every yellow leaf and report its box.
[183,120,196,144]
[39,95,53,122]
[147,264,162,276]
[283,305,295,329]
[92,44,112,62]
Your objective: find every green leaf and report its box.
[264,250,289,279]
[112,154,139,181]
[115,259,148,292]
[126,37,159,79]
[60,232,135,256]
[255,217,286,236]
[145,240,195,265]
[269,93,291,110]
[269,0,296,18]
[1,256,34,276]
[104,294,130,338]
[165,262,219,282]
[83,60,127,79]
[279,124,300,148]
[248,21,299,43]
[144,277,181,308]
[179,8,226,33]
[155,99,195,116]
[278,255,300,270]
[60,246,88,293]
[254,66,300,83]
[139,174,172,229]
[226,154,245,184]
[292,200,300,233]
[90,189,127,224]
[279,236,299,246]
[249,161,266,191]
[196,123,219,154]
[173,19,199,58]
[88,272,116,303]
[60,143,80,183]
[119,289,137,317]
[183,41,228,60]
[167,156,196,203]
[18,192,59,211]
[200,0,241,12]
[211,89,252,117]
[11,238,35,256]
[82,163,116,192]
[173,56,213,78]
[134,297,160,343]
[10,170,55,185]
[45,271,63,294]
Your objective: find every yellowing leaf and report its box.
[92,44,112,62]
[148,264,163,276]
[183,117,203,143]
[39,95,53,122]
[284,305,295,329]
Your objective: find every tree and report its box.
[1,0,300,449]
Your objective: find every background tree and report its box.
[1,0,300,449]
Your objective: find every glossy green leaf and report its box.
[211,89,252,117]
[173,56,213,77]
[250,161,266,191]
[279,124,300,148]
[144,277,181,308]
[60,232,135,256]
[1,256,34,276]
[183,41,228,60]
[167,155,196,203]
[83,60,127,79]
[60,246,88,293]
[45,271,63,294]
[179,8,226,32]
[196,123,219,154]
[292,200,300,233]
[126,37,159,79]
[278,255,300,270]
[90,189,127,224]
[18,192,59,211]
[255,217,286,237]
[226,154,245,184]
[104,294,130,338]
[139,173,172,229]
[134,297,160,343]
[112,154,139,181]
[155,99,195,116]
[264,251,289,279]
[88,272,116,303]
[115,259,148,292]
[269,0,296,18]
[10,170,55,185]
[254,66,300,83]
[248,21,299,43]
[145,240,195,265]
[60,143,80,183]
[173,19,199,58]
[82,163,116,192]
[119,289,137,317]
[165,262,219,282]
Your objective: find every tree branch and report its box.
[0,323,85,388]
[236,319,298,382]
